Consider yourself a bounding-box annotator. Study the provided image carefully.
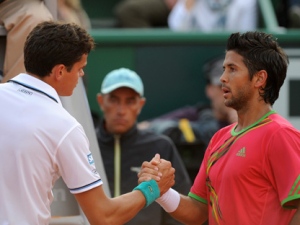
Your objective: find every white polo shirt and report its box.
[0,74,102,225]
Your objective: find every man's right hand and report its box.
[138,154,175,196]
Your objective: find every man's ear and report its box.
[254,70,268,89]
[96,93,104,111]
[52,64,65,81]
[138,97,146,115]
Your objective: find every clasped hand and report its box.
[138,154,175,196]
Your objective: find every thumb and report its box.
[150,153,161,165]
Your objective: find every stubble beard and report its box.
[224,87,252,112]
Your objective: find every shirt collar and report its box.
[11,73,62,105]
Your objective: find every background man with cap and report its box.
[95,67,191,225]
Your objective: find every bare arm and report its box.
[75,185,145,225]
[170,195,208,225]
[289,200,300,225]
[74,154,175,225]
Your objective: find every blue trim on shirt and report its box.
[8,79,58,103]
[70,179,102,191]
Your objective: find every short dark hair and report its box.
[24,21,95,77]
[226,31,289,105]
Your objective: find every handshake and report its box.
[134,154,181,212]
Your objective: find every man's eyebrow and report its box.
[107,93,117,98]
[223,63,237,68]
[227,63,236,67]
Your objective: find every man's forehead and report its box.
[107,87,141,97]
[224,51,244,66]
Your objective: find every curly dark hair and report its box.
[24,21,95,77]
[226,31,289,105]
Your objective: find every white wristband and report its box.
[155,188,180,213]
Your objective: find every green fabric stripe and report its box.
[188,192,208,204]
[282,175,300,208]
[231,110,276,136]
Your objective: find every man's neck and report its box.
[235,104,273,132]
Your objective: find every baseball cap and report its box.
[101,68,144,96]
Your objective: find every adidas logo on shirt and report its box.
[236,147,246,157]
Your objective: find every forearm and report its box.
[289,201,300,225]
[104,191,146,224]
[156,189,208,224]
[171,195,208,225]
[290,211,300,225]
[76,181,159,225]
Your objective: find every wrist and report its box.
[133,180,160,207]
[155,188,180,212]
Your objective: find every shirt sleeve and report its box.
[265,126,300,208]
[56,124,102,194]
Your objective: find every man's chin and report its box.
[112,127,128,135]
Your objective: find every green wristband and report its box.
[133,180,160,207]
